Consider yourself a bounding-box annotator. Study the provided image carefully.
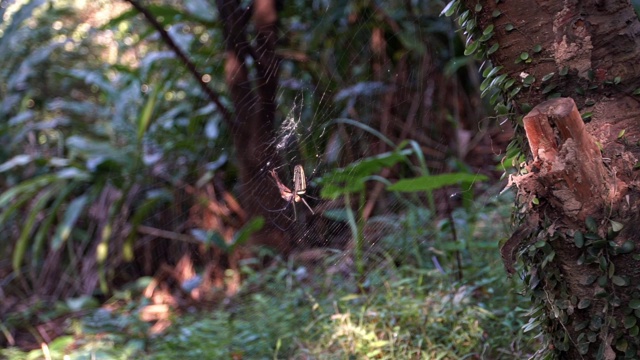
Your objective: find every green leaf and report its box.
[457,10,470,26]
[32,182,79,260]
[137,84,160,140]
[505,23,514,31]
[475,3,482,12]
[492,9,502,17]
[541,72,555,82]
[624,315,637,329]
[124,190,173,261]
[612,276,628,287]
[523,75,535,86]
[522,318,541,333]
[387,172,487,193]
[610,220,624,232]
[577,299,591,309]
[478,32,493,42]
[582,275,597,285]
[229,216,265,253]
[629,299,640,309]
[441,0,459,16]
[0,174,59,208]
[317,149,413,199]
[483,24,494,35]
[52,195,89,250]
[574,320,589,331]
[487,43,499,55]
[464,41,480,56]
[541,83,557,94]
[559,66,569,76]
[533,44,542,53]
[633,87,640,95]
[616,338,629,352]
[585,216,598,233]
[574,231,584,248]
[520,52,529,60]
[13,188,59,272]
[618,240,635,254]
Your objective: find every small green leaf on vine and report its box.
[616,339,629,353]
[612,275,628,286]
[541,73,555,82]
[505,23,514,31]
[532,196,539,205]
[492,9,501,17]
[629,299,640,309]
[541,84,557,94]
[559,66,569,76]
[614,76,621,84]
[483,24,494,35]
[441,0,459,16]
[574,231,584,248]
[464,41,479,56]
[618,129,626,139]
[487,43,499,55]
[475,3,482,11]
[577,298,591,309]
[520,52,529,60]
[523,75,535,86]
[610,220,624,232]
[582,112,593,120]
[624,315,637,329]
[618,240,635,254]
[533,44,542,53]
[633,87,640,95]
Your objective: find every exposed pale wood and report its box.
[522,97,606,217]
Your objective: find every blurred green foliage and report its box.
[0,0,512,355]
[1,191,534,359]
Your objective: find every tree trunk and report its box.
[451,0,640,357]
[217,0,290,251]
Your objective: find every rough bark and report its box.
[456,0,640,357]
[217,0,289,251]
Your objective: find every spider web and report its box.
[0,0,519,356]
[187,0,515,303]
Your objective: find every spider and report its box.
[268,164,315,222]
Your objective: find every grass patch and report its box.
[1,193,536,359]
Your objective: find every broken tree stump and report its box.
[521,97,607,219]
[501,97,610,274]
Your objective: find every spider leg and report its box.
[298,196,315,215]
[258,200,292,213]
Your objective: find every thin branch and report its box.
[123,0,233,126]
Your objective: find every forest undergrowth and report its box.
[1,190,537,360]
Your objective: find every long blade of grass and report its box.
[51,195,88,250]
[12,187,58,272]
[32,181,80,261]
